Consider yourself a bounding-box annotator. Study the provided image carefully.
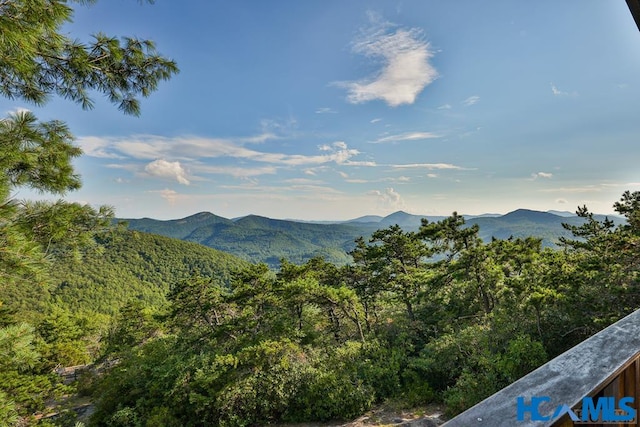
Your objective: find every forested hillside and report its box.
[86,193,640,427]
[48,230,248,316]
[0,229,248,423]
[122,209,624,268]
[123,212,369,267]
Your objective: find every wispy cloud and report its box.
[79,135,367,168]
[289,185,344,194]
[283,178,326,185]
[462,96,480,106]
[392,163,465,170]
[550,83,567,96]
[370,118,382,123]
[238,132,279,144]
[191,164,277,178]
[149,188,181,204]
[437,104,452,110]
[531,171,553,180]
[343,160,378,167]
[539,185,603,193]
[144,159,191,185]
[77,136,125,159]
[336,14,438,107]
[368,187,405,210]
[315,107,338,114]
[550,83,577,97]
[372,131,440,143]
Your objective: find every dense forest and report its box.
[82,195,640,426]
[3,191,640,426]
[2,1,640,426]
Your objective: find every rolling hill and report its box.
[121,209,624,268]
[47,230,249,316]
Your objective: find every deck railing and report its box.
[442,309,640,427]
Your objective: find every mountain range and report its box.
[121,209,623,268]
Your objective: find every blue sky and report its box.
[5,0,640,220]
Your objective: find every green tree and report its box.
[0,1,177,423]
[0,0,178,289]
[350,225,432,324]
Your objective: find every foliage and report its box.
[48,230,247,317]
[0,0,178,115]
[2,4,639,422]
[0,0,177,423]
[85,196,634,423]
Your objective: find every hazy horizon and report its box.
[117,206,603,223]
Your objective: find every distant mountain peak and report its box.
[185,211,215,219]
[546,210,575,217]
[176,211,231,224]
[501,209,560,222]
[346,215,384,224]
[387,210,412,216]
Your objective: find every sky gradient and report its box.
[4,0,640,220]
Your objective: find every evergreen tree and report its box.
[0,1,177,422]
[0,0,177,291]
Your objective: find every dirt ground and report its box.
[274,403,446,427]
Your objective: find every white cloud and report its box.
[144,159,190,185]
[337,17,438,107]
[239,132,278,144]
[392,163,464,170]
[437,104,452,110]
[427,173,438,178]
[550,83,567,96]
[315,107,337,114]
[539,186,603,193]
[78,135,368,168]
[5,107,31,115]
[550,83,577,97]
[191,164,277,178]
[372,131,440,143]
[289,185,343,194]
[283,178,325,185]
[77,136,125,159]
[149,188,180,204]
[338,171,349,179]
[531,172,553,179]
[370,118,382,123]
[381,175,411,183]
[369,187,405,210]
[462,96,480,106]
[105,163,139,171]
[333,141,348,150]
[342,160,377,167]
